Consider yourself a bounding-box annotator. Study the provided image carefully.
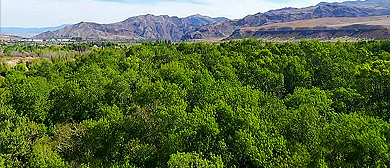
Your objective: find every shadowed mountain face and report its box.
[34,15,229,41]
[34,0,390,41]
[182,0,390,40]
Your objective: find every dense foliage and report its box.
[1,39,390,167]
[0,42,118,58]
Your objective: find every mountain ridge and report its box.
[34,0,390,41]
[182,0,390,40]
[34,14,229,41]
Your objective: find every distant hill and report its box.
[34,15,229,41]
[1,25,69,38]
[0,35,24,42]
[182,0,390,40]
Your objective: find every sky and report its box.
[1,0,352,28]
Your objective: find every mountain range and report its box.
[182,0,390,40]
[33,0,390,41]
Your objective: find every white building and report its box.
[57,39,71,42]
[33,39,43,42]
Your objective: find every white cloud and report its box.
[1,0,354,27]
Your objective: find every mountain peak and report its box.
[189,13,203,17]
[188,14,204,17]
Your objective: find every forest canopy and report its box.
[0,39,390,167]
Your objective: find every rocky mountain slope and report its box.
[34,15,229,41]
[182,0,390,40]
[225,16,390,41]
[226,24,390,41]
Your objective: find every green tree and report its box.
[168,152,224,168]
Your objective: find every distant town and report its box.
[0,34,85,43]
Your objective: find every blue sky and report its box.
[1,0,351,27]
